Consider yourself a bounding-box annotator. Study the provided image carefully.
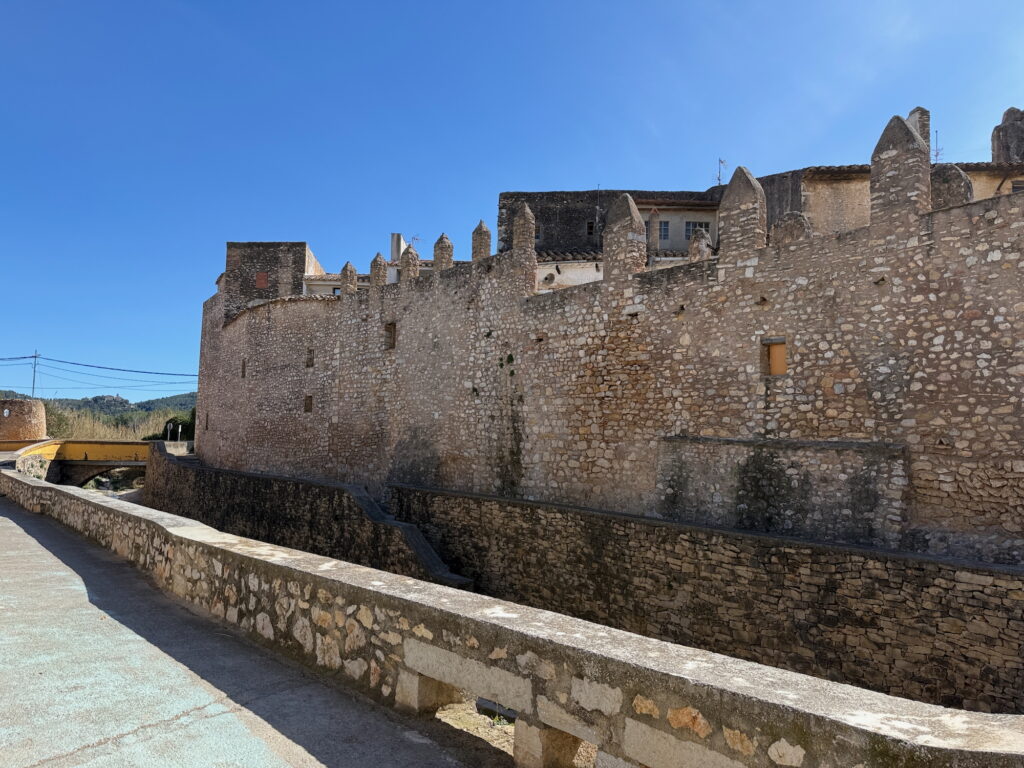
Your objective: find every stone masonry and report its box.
[4,469,1024,768]
[193,107,1024,565]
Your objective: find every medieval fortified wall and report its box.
[146,107,1024,717]
[194,107,1024,566]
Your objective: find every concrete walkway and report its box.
[0,496,488,768]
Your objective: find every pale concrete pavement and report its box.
[0,495,501,768]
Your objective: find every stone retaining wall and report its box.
[2,470,1022,768]
[144,442,468,588]
[389,484,1024,714]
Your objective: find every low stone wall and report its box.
[655,435,908,550]
[2,470,1022,767]
[144,443,467,588]
[390,484,1024,715]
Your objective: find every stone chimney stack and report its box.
[433,234,454,270]
[602,193,647,284]
[992,108,1024,163]
[340,261,358,294]
[370,253,387,287]
[472,221,491,261]
[717,167,767,255]
[870,114,931,231]
[399,245,420,282]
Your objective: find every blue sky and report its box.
[1,0,1022,400]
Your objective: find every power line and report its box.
[36,362,196,385]
[21,369,195,391]
[40,356,197,377]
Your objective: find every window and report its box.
[762,337,787,376]
[254,271,269,289]
[685,220,711,240]
[241,359,246,378]
[534,225,542,242]
[586,221,595,237]
[644,220,650,237]
[305,348,314,367]
[303,395,313,413]
[332,287,342,296]
[1012,180,1024,194]
[384,322,397,350]
[659,221,670,241]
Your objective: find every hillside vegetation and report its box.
[0,389,197,441]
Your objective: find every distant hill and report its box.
[0,390,196,416]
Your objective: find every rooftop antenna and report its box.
[932,130,943,163]
[717,158,728,185]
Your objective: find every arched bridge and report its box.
[10,440,149,486]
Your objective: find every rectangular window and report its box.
[305,348,314,368]
[303,395,313,413]
[534,225,542,242]
[586,221,595,237]
[659,220,670,241]
[685,220,711,240]
[241,359,246,378]
[1012,180,1024,194]
[254,271,269,289]
[332,287,342,296]
[384,322,397,350]
[644,220,649,236]
[762,337,788,376]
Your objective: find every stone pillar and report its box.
[717,166,767,256]
[433,233,454,270]
[509,202,538,296]
[601,193,646,284]
[646,208,660,266]
[370,252,387,288]
[513,718,581,768]
[870,114,931,231]
[399,245,420,282]
[931,164,974,210]
[394,669,463,714]
[340,261,358,294]
[472,220,491,261]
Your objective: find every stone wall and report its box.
[389,484,1024,715]
[3,470,1022,767]
[143,443,468,588]
[654,435,909,550]
[195,110,1024,565]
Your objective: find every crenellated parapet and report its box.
[370,253,387,288]
[340,262,358,294]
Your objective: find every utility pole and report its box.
[31,350,38,398]
[717,158,728,185]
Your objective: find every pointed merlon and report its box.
[370,252,388,287]
[602,193,647,281]
[340,261,358,293]
[872,116,928,161]
[433,233,454,270]
[718,167,767,253]
[511,203,535,252]
[400,244,421,282]
[472,220,491,261]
